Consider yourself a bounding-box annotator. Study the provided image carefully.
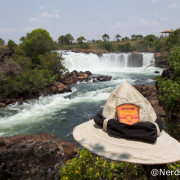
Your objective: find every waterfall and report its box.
[59,51,155,73]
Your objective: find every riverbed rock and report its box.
[59,70,92,85]
[161,68,173,79]
[0,133,64,180]
[59,140,79,161]
[130,52,143,67]
[154,52,169,68]
[91,75,112,82]
[134,84,166,118]
[0,102,6,107]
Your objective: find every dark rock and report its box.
[54,82,71,93]
[59,70,92,85]
[154,71,160,74]
[134,84,166,118]
[0,133,64,180]
[129,52,143,67]
[154,52,169,68]
[60,140,79,161]
[96,76,112,82]
[0,102,6,107]
[161,68,173,79]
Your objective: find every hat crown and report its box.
[102,82,157,123]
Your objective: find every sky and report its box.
[0,0,180,43]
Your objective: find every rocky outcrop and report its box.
[134,84,166,119]
[0,133,64,180]
[130,52,143,67]
[0,133,78,179]
[0,70,112,108]
[59,140,79,161]
[0,82,71,107]
[59,70,92,85]
[58,70,112,85]
[0,46,13,61]
[91,75,112,82]
[154,52,169,68]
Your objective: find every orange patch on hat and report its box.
[117,104,139,125]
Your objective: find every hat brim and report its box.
[73,119,180,164]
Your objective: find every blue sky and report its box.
[0,0,179,43]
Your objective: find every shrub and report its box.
[117,43,134,52]
[156,47,180,109]
[0,69,57,95]
[7,39,17,51]
[156,77,180,108]
[98,41,114,52]
[60,148,147,180]
[38,52,67,75]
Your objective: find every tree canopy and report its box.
[102,34,110,41]
[20,28,55,63]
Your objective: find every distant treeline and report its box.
[55,28,180,52]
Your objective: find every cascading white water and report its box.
[0,50,162,139]
[60,51,155,73]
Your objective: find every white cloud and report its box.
[168,3,178,9]
[0,28,17,33]
[29,11,59,23]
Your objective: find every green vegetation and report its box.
[0,28,66,96]
[0,38,5,46]
[60,148,180,180]
[156,47,180,109]
[56,28,180,53]
[60,148,147,180]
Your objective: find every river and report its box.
[0,51,163,142]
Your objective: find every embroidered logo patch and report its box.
[117,104,139,125]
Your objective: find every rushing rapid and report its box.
[61,51,155,73]
[0,51,163,141]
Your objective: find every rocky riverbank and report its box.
[0,70,112,108]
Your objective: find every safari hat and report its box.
[73,82,180,164]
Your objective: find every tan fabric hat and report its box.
[73,82,180,164]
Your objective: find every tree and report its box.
[65,33,74,45]
[102,34,110,41]
[20,28,55,64]
[76,36,86,44]
[135,35,143,41]
[58,35,66,45]
[122,36,129,41]
[0,38,5,46]
[7,39,17,51]
[143,34,157,47]
[131,34,136,40]
[58,33,74,45]
[115,34,121,42]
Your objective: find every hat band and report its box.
[94,110,162,143]
[153,122,161,137]
[103,118,110,132]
